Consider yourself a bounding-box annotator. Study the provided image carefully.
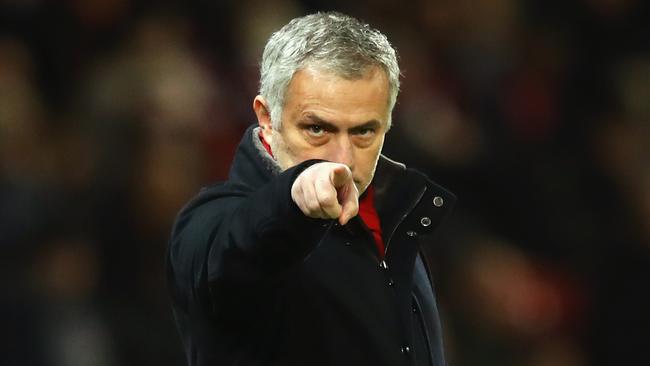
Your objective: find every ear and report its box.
[253,95,273,144]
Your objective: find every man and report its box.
[167,12,455,366]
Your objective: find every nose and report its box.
[330,135,355,169]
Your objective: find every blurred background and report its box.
[0,0,648,365]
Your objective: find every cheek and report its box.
[356,146,382,177]
[364,138,384,172]
[276,131,321,165]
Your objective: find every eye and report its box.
[354,127,375,137]
[306,124,326,137]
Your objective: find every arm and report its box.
[166,159,359,352]
[167,160,359,305]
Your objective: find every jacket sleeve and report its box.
[167,159,329,312]
[208,159,331,282]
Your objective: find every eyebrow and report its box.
[299,113,382,132]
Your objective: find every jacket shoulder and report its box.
[170,181,250,246]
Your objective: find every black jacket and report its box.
[167,126,456,366]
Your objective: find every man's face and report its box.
[257,66,390,194]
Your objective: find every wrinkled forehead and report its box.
[294,59,388,85]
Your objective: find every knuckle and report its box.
[306,201,321,214]
[319,191,335,205]
[296,202,309,215]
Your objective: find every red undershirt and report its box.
[358,185,386,259]
[259,131,385,259]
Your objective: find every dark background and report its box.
[1,0,648,365]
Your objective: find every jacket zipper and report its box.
[383,185,427,261]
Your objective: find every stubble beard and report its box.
[269,131,295,172]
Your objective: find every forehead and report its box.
[283,66,390,126]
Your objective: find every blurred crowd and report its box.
[0,0,648,365]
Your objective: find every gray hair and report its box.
[259,12,400,129]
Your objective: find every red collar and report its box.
[258,129,274,157]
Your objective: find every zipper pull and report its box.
[379,260,388,270]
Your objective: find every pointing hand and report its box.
[291,162,359,225]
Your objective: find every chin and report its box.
[356,181,368,195]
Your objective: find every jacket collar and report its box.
[227,126,280,189]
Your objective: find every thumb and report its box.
[330,164,352,188]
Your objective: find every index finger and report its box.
[330,165,352,188]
